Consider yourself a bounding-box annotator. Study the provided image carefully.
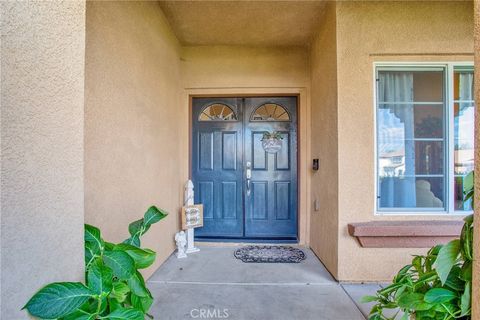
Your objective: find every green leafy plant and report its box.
[363,172,474,320]
[23,206,168,320]
[261,131,284,141]
[463,172,474,208]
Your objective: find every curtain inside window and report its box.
[456,72,474,148]
[459,72,474,102]
[378,72,416,208]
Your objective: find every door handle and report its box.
[246,161,252,196]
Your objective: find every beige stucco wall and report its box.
[335,1,474,281]
[181,45,312,244]
[182,46,309,89]
[1,1,86,318]
[85,1,183,279]
[309,2,339,278]
[473,0,479,318]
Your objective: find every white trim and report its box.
[447,64,455,214]
[373,61,474,216]
[373,64,380,212]
[452,64,475,214]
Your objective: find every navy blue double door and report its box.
[192,96,298,240]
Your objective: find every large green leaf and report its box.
[461,261,472,281]
[114,243,156,269]
[127,272,150,297]
[143,206,168,228]
[433,239,461,285]
[62,311,97,320]
[84,224,103,253]
[397,292,433,311]
[108,297,122,313]
[103,307,145,320]
[123,234,141,248]
[103,250,135,280]
[444,266,464,291]
[463,214,474,225]
[424,288,457,304]
[109,281,130,303]
[415,309,436,319]
[87,263,113,295]
[131,293,153,313]
[60,301,93,320]
[436,302,459,315]
[425,245,442,272]
[463,172,474,194]
[460,281,471,316]
[85,241,97,266]
[463,173,474,208]
[104,241,116,251]
[128,218,146,237]
[397,293,425,310]
[461,215,474,261]
[23,282,93,319]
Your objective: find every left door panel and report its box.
[192,98,244,238]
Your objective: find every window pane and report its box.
[413,71,444,102]
[415,141,444,175]
[378,70,444,103]
[455,176,472,211]
[454,69,475,211]
[251,103,290,121]
[199,103,238,121]
[415,177,444,208]
[379,176,444,208]
[414,105,443,138]
[454,71,474,101]
[377,69,446,210]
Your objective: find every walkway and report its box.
[147,245,366,320]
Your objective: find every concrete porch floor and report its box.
[147,245,370,320]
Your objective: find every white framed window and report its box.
[375,62,474,214]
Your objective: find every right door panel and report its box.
[244,97,298,239]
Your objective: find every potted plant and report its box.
[23,206,168,320]
[363,172,474,320]
[261,131,284,154]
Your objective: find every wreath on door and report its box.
[261,131,283,153]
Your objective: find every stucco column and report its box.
[1,1,86,318]
[473,1,480,319]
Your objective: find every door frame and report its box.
[184,88,310,245]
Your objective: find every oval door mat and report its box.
[234,245,306,263]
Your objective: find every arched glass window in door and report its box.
[251,103,290,121]
[199,103,238,121]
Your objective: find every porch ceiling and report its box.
[158,1,327,47]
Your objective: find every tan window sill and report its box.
[347,220,464,248]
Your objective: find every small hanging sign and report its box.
[261,131,284,154]
[182,204,204,229]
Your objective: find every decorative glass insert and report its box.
[199,103,237,121]
[251,103,290,121]
[453,68,475,211]
[377,68,446,210]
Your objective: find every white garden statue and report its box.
[175,231,187,258]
